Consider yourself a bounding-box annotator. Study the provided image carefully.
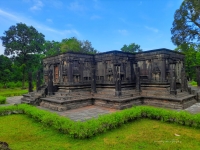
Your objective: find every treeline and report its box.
[0,22,143,89]
[171,0,200,81]
[0,23,97,88]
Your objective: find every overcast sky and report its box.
[0,0,183,55]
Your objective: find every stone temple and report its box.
[21,48,198,111]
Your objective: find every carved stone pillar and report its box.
[48,70,53,95]
[135,66,141,92]
[148,60,152,81]
[170,68,177,95]
[91,67,97,93]
[160,58,166,82]
[59,61,63,83]
[115,65,121,97]
[130,61,134,82]
[181,67,188,92]
[68,61,73,84]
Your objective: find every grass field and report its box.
[0,88,28,97]
[1,115,200,150]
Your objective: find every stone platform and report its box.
[39,88,197,112]
[2,96,200,122]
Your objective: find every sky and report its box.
[0,0,183,55]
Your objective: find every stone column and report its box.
[48,70,53,95]
[148,60,152,81]
[135,66,141,92]
[115,65,121,97]
[91,68,97,93]
[59,61,63,83]
[130,61,134,82]
[68,61,73,84]
[28,72,33,93]
[170,68,177,95]
[181,67,188,92]
[160,58,166,82]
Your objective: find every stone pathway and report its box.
[38,105,117,121]
[2,96,200,121]
[184,103,200,114]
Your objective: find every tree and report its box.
[175,43,200,80]
[121,43,142,53]
[0,23,45,88]
[44,40,60,57]
[60,37,97,54]
[171,0,200,46]
[81,40,97,54]
[60,37,81,53]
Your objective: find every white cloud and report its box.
[0,9,22,22]
[68,1,86,12]
[0,9,80,40]
[30,0,44,11]
[144,26,159,33]
[118,29,128,36]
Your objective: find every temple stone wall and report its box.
[43,49,185,91]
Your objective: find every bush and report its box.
[190,80,197,86]
[0,96,6,104]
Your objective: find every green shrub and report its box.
[0,96,6,104]
[190,80,197,86]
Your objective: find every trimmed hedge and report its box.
[0,96,6,104]
[1,104,200,139]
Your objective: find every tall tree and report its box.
[81,40,97,54]
[175,43,200,80]
[171,0,200,46]
[60,37,81,53]
[44,40,60,57]
[60,37,97,54]
[121,43,142,53]
[0,23,45,88]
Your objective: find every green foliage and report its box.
[171,0,200,46]
[175,43,200,80]
[189,80,197,86]
[121,43,142,53]
[0,96,6,104]
[0,87,28,97]
[0,23,45,88]
[60,37,97,54]
[0,55,12,87]
[44,40,61,57]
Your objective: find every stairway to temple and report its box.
[21,86,47,105]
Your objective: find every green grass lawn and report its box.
[0,88,28,97]
[1,115,200,150]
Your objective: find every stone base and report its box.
[39,94,196,111]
